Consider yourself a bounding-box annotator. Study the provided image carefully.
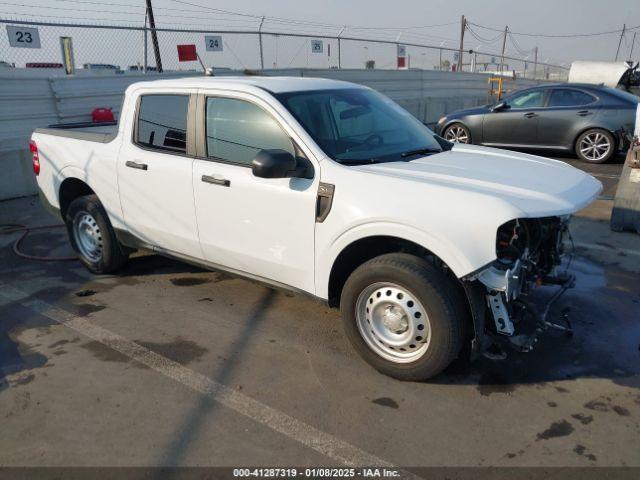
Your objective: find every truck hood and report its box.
[354,144,602,217]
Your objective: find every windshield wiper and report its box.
[339,158,387,165]
[400,148,442,158]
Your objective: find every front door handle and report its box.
[126,161,148,171]
[577,110,592,116]
[524,112,538,118]
[201,175,230,187]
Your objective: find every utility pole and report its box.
[258,16,265,70]
[143,9,148,73]
[629,32,637,61]
[533,46,538,79]
[457,15,465,72]
[145,0,162,72]
[499,25,508,73]
[615,24,626,61]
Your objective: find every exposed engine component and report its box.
[495,216,567,279]
[487,292,514,336]
[472,216,575,355]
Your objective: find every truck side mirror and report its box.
[252,149,300,179]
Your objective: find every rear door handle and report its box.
[125,161,148,171]
[524,112,538,118]
[201,175,230,187]
[577,110,592,116]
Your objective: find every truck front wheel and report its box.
[340,253,465,381]
[65,195,128,274]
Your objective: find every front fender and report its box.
[315,221,493,299]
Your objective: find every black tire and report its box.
[65,194,128,274]
[442,123,472,144]
[340,253,466,381]
[575,128,616,164]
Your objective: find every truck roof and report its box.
[127,75,362,94]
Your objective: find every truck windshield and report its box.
[275,88,444,164]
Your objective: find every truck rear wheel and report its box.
[65,195,128,274]
[340,253,465,381]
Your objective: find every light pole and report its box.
[523,54,530,78]
[544,57,550,79]
[472,44,480,73]
[439,41,446,71]
[337,26,345,69]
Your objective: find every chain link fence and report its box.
[0,18,569,80]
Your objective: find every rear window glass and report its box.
[548,89,596,107]
[136,95,189,154]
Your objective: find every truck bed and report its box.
[35,122,118,143]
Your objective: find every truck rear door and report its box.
[117,91,202,258]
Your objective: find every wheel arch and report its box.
[58,176,96,219]
[326,234,467,309]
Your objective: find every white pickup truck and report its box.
[31,76,602,380]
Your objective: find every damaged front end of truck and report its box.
[464,216,577,360]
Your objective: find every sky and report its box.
[1,0,639,71]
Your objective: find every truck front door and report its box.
[191,92,318,293]
[118,92,202,258]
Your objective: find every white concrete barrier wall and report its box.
[0,68,545,200]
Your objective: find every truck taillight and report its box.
[29,140,40,175]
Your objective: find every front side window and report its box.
[275,88,443,164]
[548,89,596,107]
[508,90,544,109]
[205,97,294,166]
[136,94,189,153]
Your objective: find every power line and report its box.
[0,1,144,15]
[345,21,459,31]
[0,11,143,24]
[48,0,141,8]
[465,24,503,44]
[168,0,460,34]
[0,7,452,39]
[507,30,535,56]
[469,21,640,38]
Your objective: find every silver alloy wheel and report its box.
[355,282,431,363]
[579,131,611,162]
[444,125,469,143]
[72,211,103,262]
